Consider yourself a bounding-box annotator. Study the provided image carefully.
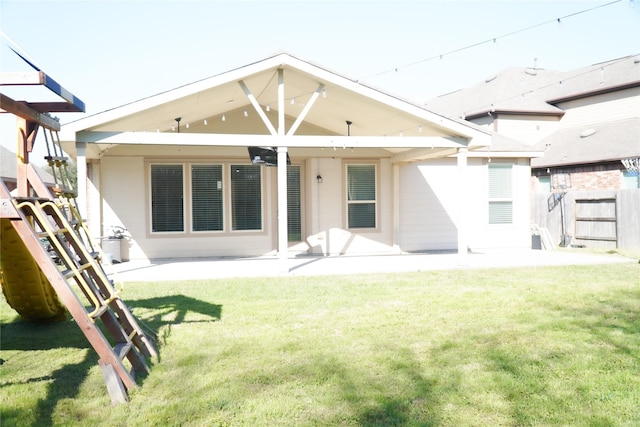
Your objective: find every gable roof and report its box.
[60,52,496,160]
[426,54,640,119]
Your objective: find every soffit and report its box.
[65,54,469,140]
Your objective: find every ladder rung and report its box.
[54,188,77,197]
[16,197,51,203]
[114,342,133,360]
[61,262,92,279]
[45,155,68,162]
[38,228,71,237]
[90,304,110,319]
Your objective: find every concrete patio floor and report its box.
[107,249,638,283]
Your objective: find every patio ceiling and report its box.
[61,53,490,159]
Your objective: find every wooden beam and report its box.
[0,94,61,130]
[0,71,44,85]
[27,102,84,113]
[2,46,85,112]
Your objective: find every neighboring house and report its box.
[426,54,640,249]
[60,53,541,262]
[1,145,57,192]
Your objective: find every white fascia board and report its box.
[467,150,545,159]
[75,131,468,149]
[391,147,459,163]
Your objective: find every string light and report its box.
[221,114,226,122]
[362,0,623,80]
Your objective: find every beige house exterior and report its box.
[60,53,541,263]
[427,54,640,249]
[426,54,640,191]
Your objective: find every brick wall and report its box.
[569,169,621,191]
[532,161,623,192]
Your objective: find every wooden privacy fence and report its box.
[531,189,640,251]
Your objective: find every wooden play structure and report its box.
[0,48,157,403]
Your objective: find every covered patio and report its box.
[61,53,494,270]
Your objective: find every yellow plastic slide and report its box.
[0,218,67,321]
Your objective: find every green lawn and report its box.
[1,264,639,426]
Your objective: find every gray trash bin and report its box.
[101,238,122,263]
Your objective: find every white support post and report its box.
[277,146,288,272]
[276,68,288,272]
[457,147,468,265]
[392,163,401,253]
[76,141,88,221]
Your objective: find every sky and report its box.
[1,0,639,160]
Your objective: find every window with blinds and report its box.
[287,165,302,241]
[347,164,376,229]
[151,164,184,232]
[191,164,223,232]
[488,164,513,224]
[231,164,262,231]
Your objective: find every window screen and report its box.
[347,164,376,228]
[191,164,223,232]
[231,165,262,231]
[488,165,513,224]
[151,164,184,232]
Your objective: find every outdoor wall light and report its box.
[316,174,323,184]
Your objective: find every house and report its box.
[1,145,57,192]
[59,53,541,263]
[426,54,640,250]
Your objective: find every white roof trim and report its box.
[63,53,488,142]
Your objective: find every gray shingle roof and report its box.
[1,145,56,185]
[425,54,640,119]
[531,118,640,168]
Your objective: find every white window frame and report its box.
[147,161,264,236]
[345,162,378,230]
[488,164,514,225]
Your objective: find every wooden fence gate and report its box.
[574,197,617,249]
